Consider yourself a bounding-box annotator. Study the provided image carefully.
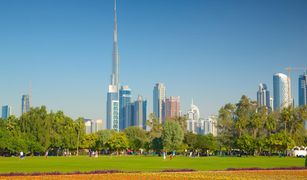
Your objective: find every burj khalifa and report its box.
[106,0,120,131]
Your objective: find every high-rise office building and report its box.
[273,73,292,111]
[186,100,200,134]
[165,96,181,119]
[133,96,147,129]
[299,71,307,106]
[257,83,271,109]
[91,119,103,133]
[107,0,120,132]
[119,86,132,130]
[2,105,12,119]
[107,96,119,131]
[200,116,217,136]
[84,119,104,134]
[153,83,166,124]
[21,94,31,114]
[124,103,134,127]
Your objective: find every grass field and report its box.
[0,156,304,174]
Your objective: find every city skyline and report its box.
[0,0,306,120]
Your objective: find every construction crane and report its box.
[284,67,307,107]
[285,67,307,78]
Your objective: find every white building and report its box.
[84,119,92,134]
[95,119,103,132]
[186,100,218,136]
[186,100,200,134]
[85,119,104,134]
[273,73,292,110]
[200,116,218,136]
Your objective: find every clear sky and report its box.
[0,0,306,122]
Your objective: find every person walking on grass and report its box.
[20,151,24,159]
[45,150,49,158]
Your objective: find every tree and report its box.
[264,112,277,136]
[81,133,97,150]
[236,134,255,155]
[195,134,217,155]
[95,130,116,153]
[106,132,129,155]
[184,132,198,151]
[162,121,184,152]
[75,118,85,156]
[280,107,293,132]
[147,113,162,140]
[266,131,295,154]
[151,137,163,154]
[168,116,188,133]
[147,113,163,153]
[123,127,148,153]
[235,96,256,137]
[249,107,267,138]
[217,103,236,153]
[19,106,51,152]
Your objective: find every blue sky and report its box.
[0,0,306,121]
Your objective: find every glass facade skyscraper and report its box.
[133,96,147,130]
[106,0,120,132]
[153,83,166,124]
[21,94,30,114]
[2,105,12,119]
[298,71,307,106]
[119,86,132,130]
[273,73,291,111]
[257,83,270,109]
[107,88,119,131]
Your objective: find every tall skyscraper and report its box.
[153,83,166,124]
[2,105,12,119]
[273,73,292,111]
[125,103,134,127]
[119,86,132,130]
[106,0,120,132]
[133,95,147,129]
[165,96,181,119]
[21,94,30,114]
[298,71,307,106]
[257,83,271,109]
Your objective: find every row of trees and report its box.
[217,95,307,155]
[0,106,85,156]
[69,115,218,156]
[0,95,306,156]
[0,106,217,156]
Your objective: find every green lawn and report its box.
[0,156,304,173]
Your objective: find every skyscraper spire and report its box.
[107,0,120,132]
[111,0,119,87]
